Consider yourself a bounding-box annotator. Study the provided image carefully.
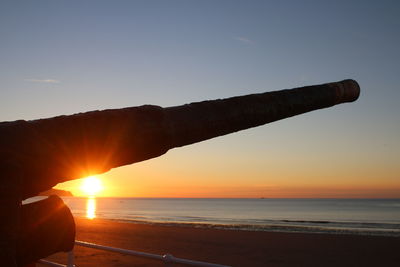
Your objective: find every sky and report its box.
[0,0,399,198]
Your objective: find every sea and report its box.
[24,197,400,237]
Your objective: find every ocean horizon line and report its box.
[62,196,400,200]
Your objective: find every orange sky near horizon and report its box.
[55,129,400,199]
[56,174,400,199]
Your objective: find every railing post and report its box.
[67,250,75,267]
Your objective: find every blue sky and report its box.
[1,0,399,197]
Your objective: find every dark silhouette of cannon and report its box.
[0,79,359,266]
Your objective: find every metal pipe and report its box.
[38,259,67,267]
[75,240,232,267]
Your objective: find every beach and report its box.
[39,217,400,267]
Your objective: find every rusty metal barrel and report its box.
[0,79,360,199]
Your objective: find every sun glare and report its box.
[81,176,103,196]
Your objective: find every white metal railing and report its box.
[38,250,74,267]
[38,240,232,267]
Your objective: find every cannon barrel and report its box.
[0,79,360,199]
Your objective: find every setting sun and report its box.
[80,176,103,196]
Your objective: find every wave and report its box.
[73,213,400,237]
[97,218,400,237]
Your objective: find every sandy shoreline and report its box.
[39,217,400,267]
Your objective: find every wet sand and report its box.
[39,217,400,267]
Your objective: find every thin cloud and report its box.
[25,78,60,84]
[234,36,255,44]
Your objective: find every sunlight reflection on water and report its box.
[86,197,96,219]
